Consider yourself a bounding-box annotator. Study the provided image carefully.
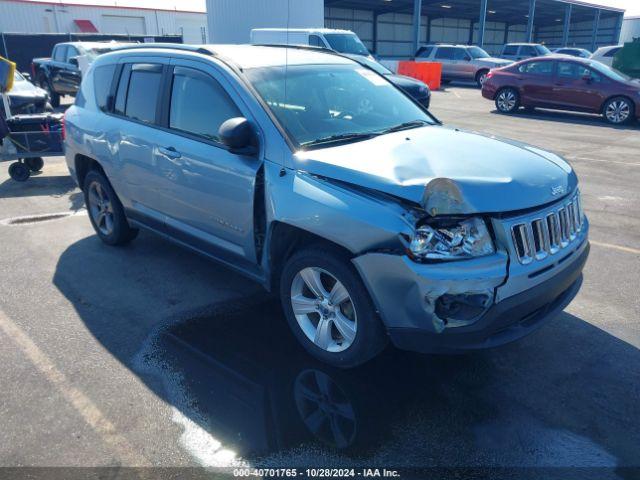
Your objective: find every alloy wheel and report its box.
[290,267,357,353]
[605,100,630,124]
[88,181,115,236]
[294,369,357,448]
[497,89,517,112]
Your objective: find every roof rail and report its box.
[110,43,212,55]
[251,43,340,55]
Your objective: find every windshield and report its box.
[588,60,633,82]
[468,46,490,59]
[246,64,435,148]
[536,45,552,55]
[324,34,370,56]
[84,47,114,59]
[350,55,393,75]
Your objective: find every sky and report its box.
[22,0,640,16]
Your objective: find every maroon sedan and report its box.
[482,55,640,125]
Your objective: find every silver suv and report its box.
[64,44,589,368]
[500,43,552,61]
[416,44,512,86]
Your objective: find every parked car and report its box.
[416,44,512,87]
[553,47,591,58]
[500,43,552,61]
[251,28,373,59]
[32,41,132,107]
[482,55,640,125]
[65,44,589,367]
[2,70,51,117]
[590,45,623,67]
[347,54,431,108]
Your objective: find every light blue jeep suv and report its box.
[64,44,589,368]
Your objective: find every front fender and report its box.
[264,162,414,255]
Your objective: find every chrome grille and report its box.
[511,192,584,265]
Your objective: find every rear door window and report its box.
[53,45,67,62]
[503,45,518,56]
[435,47,455,60]
[417,46,433,58]
[114,63,163,124]
[169,66,242,143]
[520,46,538,57]
[518,61,553,75]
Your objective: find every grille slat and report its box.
[511,192,584,265]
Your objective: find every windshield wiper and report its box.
[302,132,380,148]
[380,120,431,135]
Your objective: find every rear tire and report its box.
[280,246,387,368]
[495,87,520,114]
[25,157,44,172]
[38,74,60,108]
[83,170,138,246]
[603,96,634,125]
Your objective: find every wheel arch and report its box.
[267,221,355,291]
[74,154,105,191]
[600,94,636,115]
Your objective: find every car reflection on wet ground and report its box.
[131,298,637,476]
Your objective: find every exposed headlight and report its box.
[409,217,495,261]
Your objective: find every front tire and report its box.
[83,170,138,246]
[603,96,634,125]
[495,87,520,114]
[38,74,60,108]
[280,246,387,368]
[475,69,489,88]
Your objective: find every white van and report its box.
[250,28,373,58]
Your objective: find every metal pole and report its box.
[526,0,536,43]
[562,3,572,47]
[503,23,509,45]
[591,9,600,52]
[478,0,487,47]
[412,0,423,58]
[373,12,379,55]
[426,17,432,43]
[1,32,8,59]
[613,13,623,45]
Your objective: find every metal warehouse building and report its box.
[208,0,624,57]
[0,0,208,43]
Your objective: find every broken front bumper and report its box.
[352,239,589,354]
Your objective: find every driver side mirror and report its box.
[218,117,257,155]
[69,57,79,68]
[582,73,592,83]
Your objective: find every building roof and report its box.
[326,0,624,23]
[4,0,206,15]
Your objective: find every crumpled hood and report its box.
[293,126,577,215]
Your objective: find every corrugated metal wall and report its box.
[621,17,640,43]
[207,0,325,44]
[0,0,207,43]
[325,5,528,57]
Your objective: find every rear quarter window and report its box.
[93,64,116,111]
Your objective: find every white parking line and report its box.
[0,307,151,467]
[590,240,640,255]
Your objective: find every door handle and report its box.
[158,146,182,160]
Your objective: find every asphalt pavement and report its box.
[0,89,638,479]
